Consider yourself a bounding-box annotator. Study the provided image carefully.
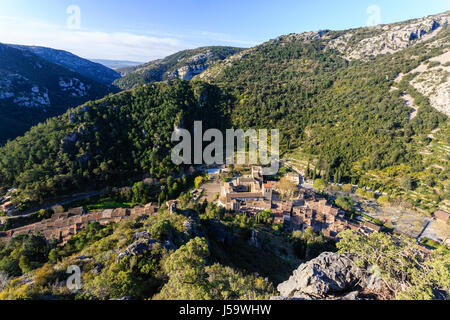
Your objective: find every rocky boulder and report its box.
[248,229,263,249]
[277,252,364,299]
[116,238,175,262]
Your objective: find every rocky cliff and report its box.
[0,43,116,143]
[272,252,386,300]
[200,11,450,117]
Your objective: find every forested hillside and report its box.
[209,28,448,183]
[0,81,230,209]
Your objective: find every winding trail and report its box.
[390,75,419,120]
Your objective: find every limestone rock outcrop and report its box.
[276,252,365,299]
[116,238,175,262]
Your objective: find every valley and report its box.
[0,9,448,301]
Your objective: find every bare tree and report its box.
[277,177,298,200]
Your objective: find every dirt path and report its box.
[428,128,440,140]
[401,93,418,119]
[390,78,419,120]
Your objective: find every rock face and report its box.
[248,229,262,249]
[116,238,175,262]
[114,46,243,89]
[277,252,364,299]
[408,50,450,117]
[265,12,449,62]
[327,11,449,60]
[167,50,215,80]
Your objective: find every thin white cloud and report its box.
[198,31,258,46]
[0,16,188,61]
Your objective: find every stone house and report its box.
[434,210,450,223]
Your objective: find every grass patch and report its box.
[85,198,134,210]
[420,237,450,252]
[64,196,134,212]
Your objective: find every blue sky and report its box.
[0,0,449,61]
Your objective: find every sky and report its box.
[0,0,449,62]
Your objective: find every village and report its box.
[1,165,449,252]
[215,166,382,239]
[202,165,449,250]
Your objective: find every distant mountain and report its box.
[91,59,143,70]
[9,44,121,84]
[0,43,117,143]
[114,46,244,89]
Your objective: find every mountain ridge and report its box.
[114,46,244,89]
[7,44,121,84]
[198,11,450,80]
[0,43,118,143]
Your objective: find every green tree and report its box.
[342,184,353,193]
[337,230,449,300]
[194,176,204,189]
[335,196,354,211]
[278,177,297,200]
[158,237,211,300]
[400,175,414,191]
[313,178,326,191]
[377,195,390,205]
[256,210,272,224]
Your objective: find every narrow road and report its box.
[4,190,106,220]
[3,165,206,221]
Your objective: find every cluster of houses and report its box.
[218,166,381,239]
[4,164,444,248]
[0,203,158,246]
[273,196,382,237]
